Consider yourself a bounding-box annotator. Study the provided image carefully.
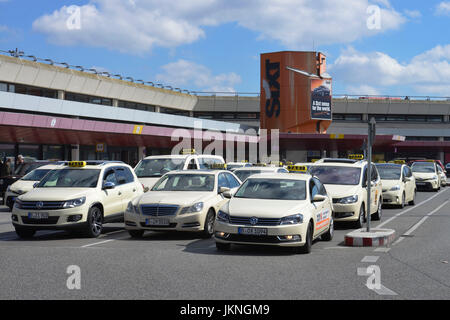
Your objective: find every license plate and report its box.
[145,218,170,226]
[238,227,268,236]
[416,182,425,186]
[28,212,49,219]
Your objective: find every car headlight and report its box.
[280,214,303,225]
[432,175,438,180]
[62,196,86,208]
[125,201,140,214]
[217,210,230,222]
[338,195,358,204]
[390,185,401,191]
[180,202,204,214]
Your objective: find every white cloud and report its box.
[330,45,450,96]
[346,84,381,96]
[32,0,406,54]
[404,9,421,19]
[435,2,450,15]
[156,59,241,92]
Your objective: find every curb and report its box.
[344,228,396,247]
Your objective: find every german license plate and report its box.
[28,212,49,219]
[145,218,169,226]
[238,227,268,236]
[416,182,425,186]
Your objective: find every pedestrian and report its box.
[0,158,12,176]
[16,154,24,166]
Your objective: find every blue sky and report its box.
[0,0,450,97]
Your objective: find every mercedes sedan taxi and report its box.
[124,169,241,238]
[375,163,416,208]
[214,173,333,254]
[12,161,144,238]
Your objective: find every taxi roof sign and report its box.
[393,160,405,164]
[287,165,308,173]
[348,154,364,160]
[253,163,267,167]
[180,148,196,155]
[209,163,227,170]
[68,161,86,167]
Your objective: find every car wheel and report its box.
[200,209,215,239]
[128,230,144,238]
[398,192,405,209]
[15,227,36,239]
[296,221,313,254]
[354,205,366,228]
[216,242,231,251]
[408,190,416,205]
[373,198,383,221]
[85,206,103,238]
[322,217,334,241]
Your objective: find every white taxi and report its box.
[4,164,61,210]
[124,169,241,238]
[12,161,144,238]
[214,173,333,254]
[411,161,441,191]
[309,157,383,228]
[134,151,225,190]
[375,163,416,208]
[233,165,288,182]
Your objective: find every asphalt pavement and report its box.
[0,188,449,300]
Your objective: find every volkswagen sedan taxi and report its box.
[375,163,416,208]
[214,173,333,254]
[124,169,241,238]
[12,161,144,238]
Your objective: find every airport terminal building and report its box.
[1,50,450,167]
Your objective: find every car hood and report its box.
[138,191,214,207]
[18,188,91,201]
[413,172,436,179]
[322,184,361,198]
[9,180,36,194]
[225,198,306,218]
[380,179,401,190]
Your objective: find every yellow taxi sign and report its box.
[393,160,405,164]
[377,160,386,163]
[270,161,283,167]
[209,163,227,170]
[241,160,248,163]
[180,148,196,155]
[253,163,267,167]
[348,154,364,160]
[285,161,293,166]
[311,159,320,163]
[68,161,86,168]
[287,165,308,173]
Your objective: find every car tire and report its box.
[216,242,231,251]
[84,206,103,238]
[399,192,405,209]
[15,227,36,239]
[373,198,383,221]
[354,204,366,228]
[296,222,313,254]
[200,209,215,239]
[321,217,333,241]
[128,230,144,238]
[408,190,416,205]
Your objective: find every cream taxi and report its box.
[375,163,416,208]
[214,173,333,254]
[309,157,383,228]
[134,151,225,190]
[233,165,288,182]
[4,164,61,210]
[12,161,144,238]
[124,169,241,238]
[411,161,441,191]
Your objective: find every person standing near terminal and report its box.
[16,154,24,166]
[0,158,12,176]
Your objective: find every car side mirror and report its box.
[223,191,232,199]
[143,186,150,193]
[312,194,327,202]
[103,181,115,190]
[219,186,230,194]
[33,182,38,188]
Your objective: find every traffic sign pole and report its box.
[366,117,376,232]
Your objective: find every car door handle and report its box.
[118,191,122,195]
[133,188,136,192]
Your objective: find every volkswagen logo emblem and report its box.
[36,201,43,210]
[250,217,258,226]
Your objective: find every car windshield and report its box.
[376,165,401,180]
[234,170,263,181]
[234,178,306,200]
[21,169,52,181]
[411,163,435,173]
[14,163,47,176]
[134,158,185,178]
[37,169,100,188]
[152,174,215,192]
[309,166,361,185]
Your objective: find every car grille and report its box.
[139,222,177,228]
[21,216,60,225]
[227,234,281,243]
[229,216,281,226]
[19,201,65,210]
[140,204,179,216]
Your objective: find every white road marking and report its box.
[374,247,391,253]
[377,188,448,228]
[361,256,379,263]
[81,239,115,248]
[373,284,398,296]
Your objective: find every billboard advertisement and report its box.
[311,78,332,120]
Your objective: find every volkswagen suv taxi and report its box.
[12,161,143,238]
